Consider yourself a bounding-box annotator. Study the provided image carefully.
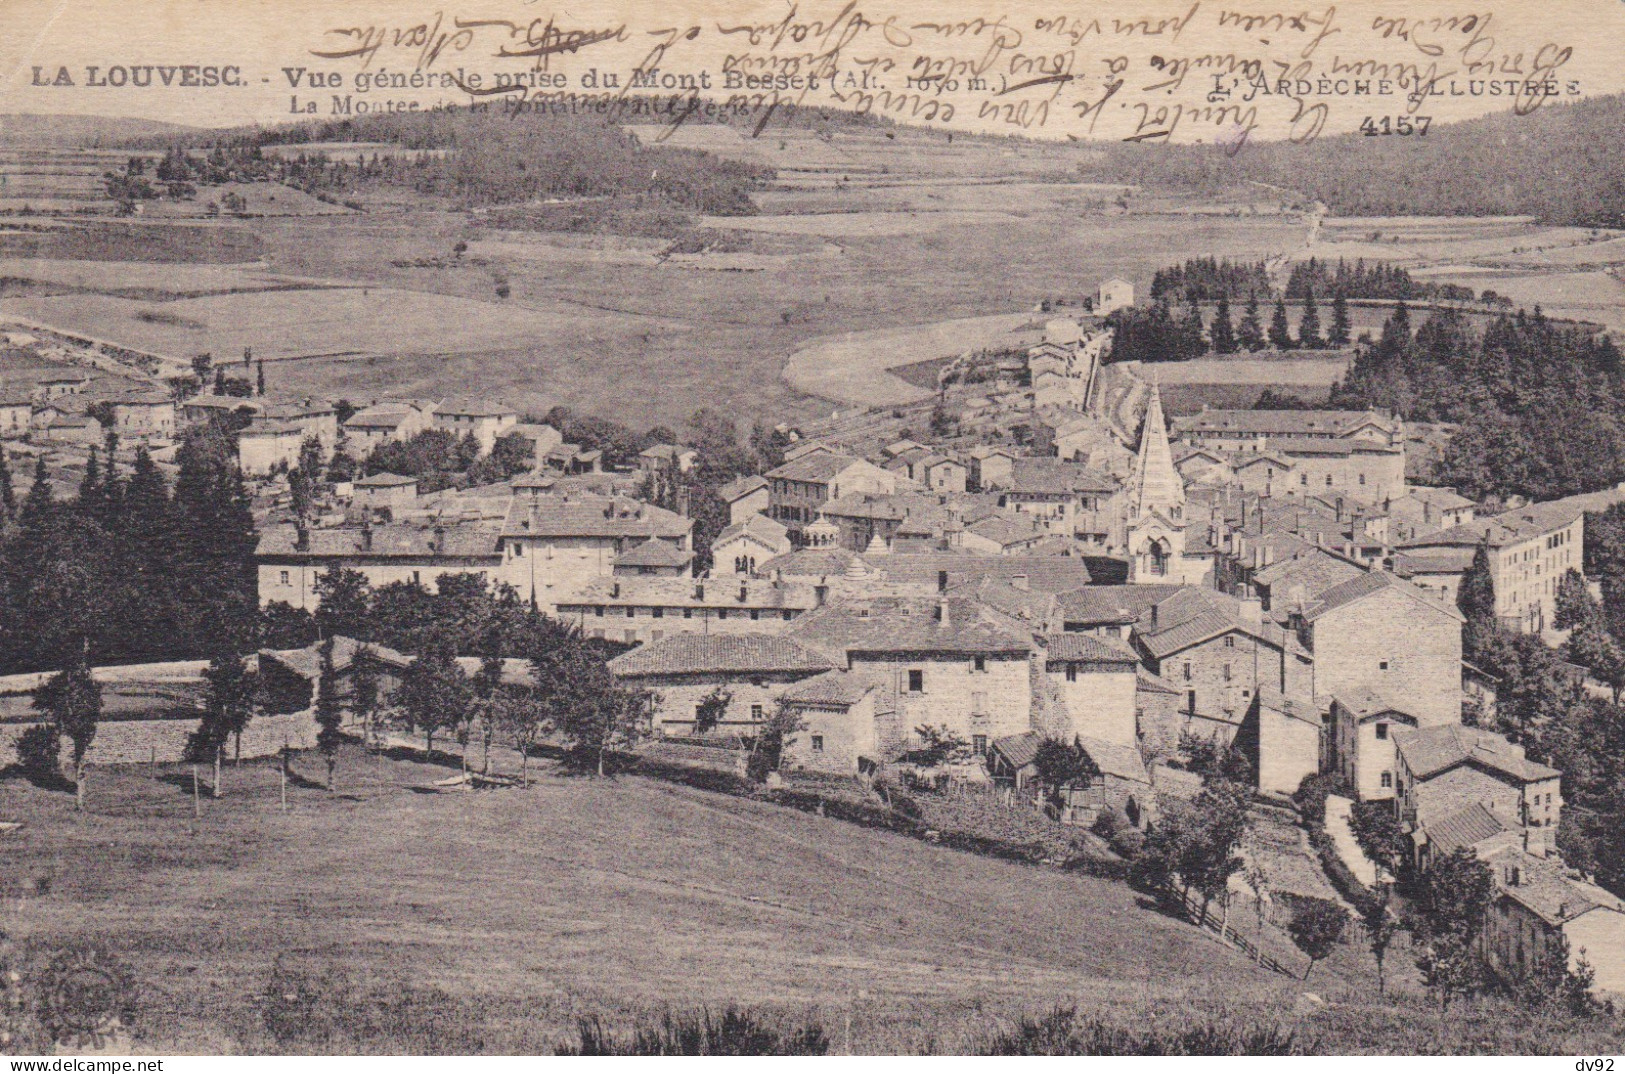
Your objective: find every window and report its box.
[972,734,987,756]
[1375,723,1388,740]
[750,704,763,721]
[683,607,693,619]
[908,669,924,693]
[412,570,421,585]
[1222,664,1232,682]
[811,735,824,752]
[1381,771,1393,789]
[973,656,986,673]
[1183,662,1192,681]
[1224,635,1235,649]
[626,606,636,618]
[972,692,987,715]
[1187,689,1197,713]
[279,570,290,586]
[595,606,605,617]
[652,607,664,619]
[1379,659,1389,671]
[1065,664,1077,683]
[783,610,793,621]
[750,609,760,621]
[718,609,729,620]
[624,630,636,643]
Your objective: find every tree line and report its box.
[1105,287,1350,363]
[0,427,258,676]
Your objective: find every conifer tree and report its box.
[1210,294,1237,354]
[1297,285,1324,348]
[1328,290,1352,347]
[1268,296,1295,349]
[314,637,345,791]
[1237,291,1265,351]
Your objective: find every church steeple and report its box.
[1131,378,1184,520]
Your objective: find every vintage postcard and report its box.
[0,0,1622,1059]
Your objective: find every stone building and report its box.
[1295,570,1464,727]
[556,575,817,646]
[608,634,839,738]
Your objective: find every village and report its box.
[1,269,1620,1012]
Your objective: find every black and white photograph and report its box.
[0,0,1621,1058]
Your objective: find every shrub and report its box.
[565,1008,829,1055]
[1107,826,1146,860]
[975,1008,1304,1055]
[15,724,62,780]
[1292,772,1346,824]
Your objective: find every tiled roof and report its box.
[1174,409,1397,437]
[1041,633,1138,664]
[871,553,1095,594]
[1056,584,1182,625]
[608,634,838,678]
[715,513,789,546]
[991,730,1043,770]
[788,595,1034,655]
[1485,846,1625,926]
[757,548,862,577]
[1393,724,1560,783]
[967,515,1042,546]
[255,521,501,560]
[114,390,173,406]
[355,472,418,488]
[717,475,768,502]
[1423,802,1510,856]
[780,668,891,707]
[1393,548,1478,575]
[1252,550,1367,602]
[1134,587,1295,659]
[500,495,690,540]
[765,452,862,483]
[1077,734,1150,784]
[346,404,417,429]
[1008,457,1117,495]
[1332,687,1416,721]
[1398,501,1584,550]
[1304,569,1462,622]
[613,538,694,569]
[435,398,516,418]
[1254,684,1320,725]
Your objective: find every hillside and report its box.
[1,746,1332,1051]
[1078,94,1625,227]
[0,113,201,147]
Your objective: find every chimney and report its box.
[937,569,949,594]
[1149,602,1159,632]
[813,582,828,608]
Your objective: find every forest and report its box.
[1330,304,1625,501]
[112,108,775,215]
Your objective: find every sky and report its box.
[0,0,1621,142]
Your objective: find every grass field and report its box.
[3,745,1623,1054]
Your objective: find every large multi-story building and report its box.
[1395,501,1583,635]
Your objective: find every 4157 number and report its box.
[1361,115,1431,136]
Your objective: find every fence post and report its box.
[191,764,200,819]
